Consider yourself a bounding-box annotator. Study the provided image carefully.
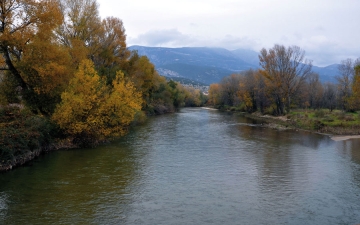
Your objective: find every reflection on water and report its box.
[0,108,360,225]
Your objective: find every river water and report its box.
[1,108,360,225]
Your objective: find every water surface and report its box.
[1,108,360,224]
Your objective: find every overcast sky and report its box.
[97,0,360,66]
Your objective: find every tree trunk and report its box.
[1,46,27,90]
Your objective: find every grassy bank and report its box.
[288,109,360,135]
[244,109,360,135]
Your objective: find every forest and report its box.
[0,0,206,170]
[209,45,360,115]
[208,45,360,134]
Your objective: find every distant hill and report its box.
[129,46,339,84]
[231,48,260,66]
[129,46,255,84]
[165,76,208,86]
[312,64,339,83]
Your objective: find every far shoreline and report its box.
[331,135,360,141]
[220,109,360,142]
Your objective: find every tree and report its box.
[126,52,158,109]
[52,60,142,145]
[259,45,312,114]
[167,80,186,108]
[56,0,101,48]
[94,17,129,74]
[323,82,337,112]
[16,32,73,114]
[56,0,129,77]
[336,58,360,111]
[208,83,221,106]
[219,74,241,106]
[0,0,63,96]
[237,69,261,113]
[349,65,360,110]
[183,86,203,107]
[306,72,323,109]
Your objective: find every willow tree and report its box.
[259,45,312,114]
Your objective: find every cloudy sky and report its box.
[97,0,360,66]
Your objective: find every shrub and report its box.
[132,111,147,125]
[264,105,277,115]
[345,115,355,122]
[0,106,54,165]
[313,120,324,130]
[336,111,346,120]
[314,109,325,118]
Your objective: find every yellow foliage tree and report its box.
[208,83,221,106]
[52,60,142,143]
[349,65,360,110]
[238,81,253,112]
[96,71,143,137]
[0,0,64,90]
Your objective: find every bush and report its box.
[230,106,237,111]
[323,115,334,122]
[237,103,247,112]
[345,115,355,122]
[313,120,324,130]
[314,109,326,118]
[132,111,147,125]
[335,111,346,120]
[264,105,277,115]
[0,106,55,164]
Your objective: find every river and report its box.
[1,108,360,224]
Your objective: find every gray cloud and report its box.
[128,29,360,66]
[129,29,194,47]
[99,0,360,67]
[129,29,260,51]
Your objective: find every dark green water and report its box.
[1,108,360,225]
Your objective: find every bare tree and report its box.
[55,0,101,47]
[336,58,360,111]
[323,82,337,112]
[219,74,241,106]
[307,72,324,109]
[259,45,312,114]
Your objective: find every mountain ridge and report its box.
[129,45,339,85]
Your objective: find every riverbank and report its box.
[0,105,178,172]
[241,110,360,141]
[0,105,79,172]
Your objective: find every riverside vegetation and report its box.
[208,45,360,135]
[0,0,359,172]
[0,0,206,171]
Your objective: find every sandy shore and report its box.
[331,135,360,141]
[201,107,218,110]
